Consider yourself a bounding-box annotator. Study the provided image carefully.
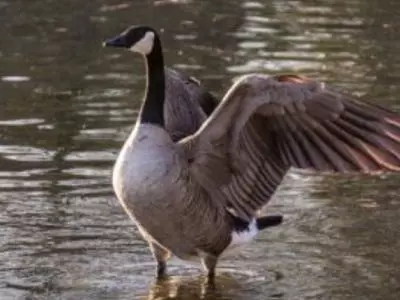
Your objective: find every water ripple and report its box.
[1,0,400,299]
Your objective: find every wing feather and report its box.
[179,74,400,220]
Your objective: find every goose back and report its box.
[164,68,218,141]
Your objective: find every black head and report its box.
[103,25,157,55]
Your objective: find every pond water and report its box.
[0,0,400,299]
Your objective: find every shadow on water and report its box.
[1,0,400,299]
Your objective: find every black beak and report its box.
[103,35,128,48]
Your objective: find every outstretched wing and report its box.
[179,74,400,220]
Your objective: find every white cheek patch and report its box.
[130,31,155,55]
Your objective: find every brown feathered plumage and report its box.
[179,73,400,221]
[164,68,218,140]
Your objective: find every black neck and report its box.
[138,35,165,127]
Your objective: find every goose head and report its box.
[103,25,156,55]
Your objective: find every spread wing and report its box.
[178,74,400,220]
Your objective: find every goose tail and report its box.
[256,215,283,230]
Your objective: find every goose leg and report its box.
[149,241,170,279]
[201,254,218,282]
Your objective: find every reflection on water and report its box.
[1,0,400,299]
[144,274,282,300]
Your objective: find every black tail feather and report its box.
[256,215,283,230]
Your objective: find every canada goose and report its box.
[104,25,400,280]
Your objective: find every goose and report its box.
[104,25,400,280]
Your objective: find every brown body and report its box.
[113,68,233,273]
[113,124,231,260]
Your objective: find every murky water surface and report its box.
[1,1,400,299]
